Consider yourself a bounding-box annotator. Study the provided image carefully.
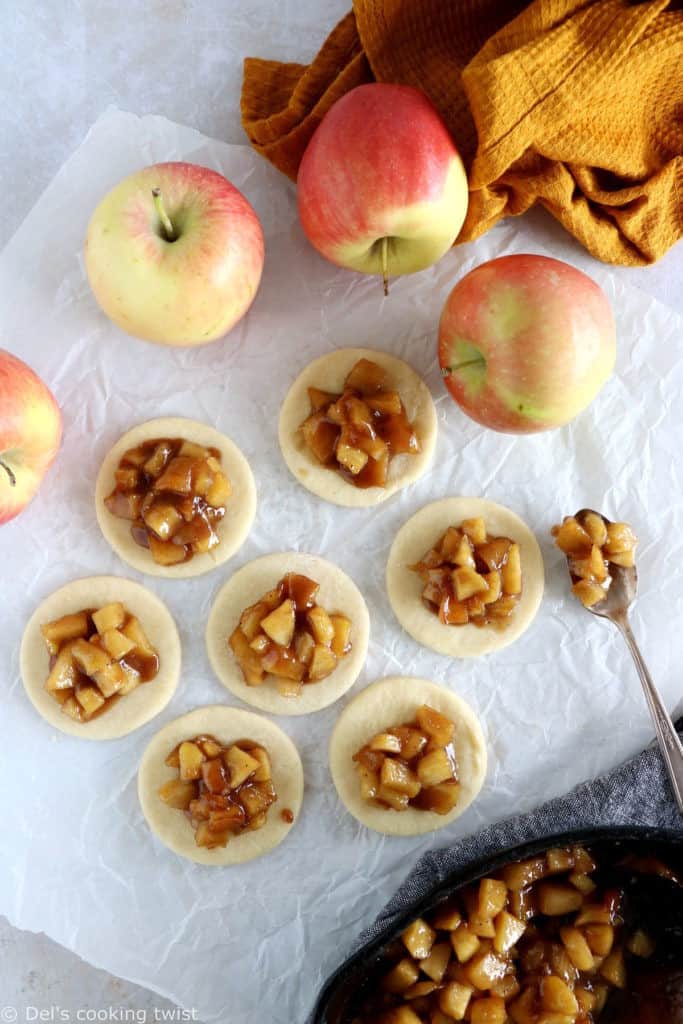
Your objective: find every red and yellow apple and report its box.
[297,84,468,291]
[0,350,62,525]
[85,161,265,346]
[438,255,616,433]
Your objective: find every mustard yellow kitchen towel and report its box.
[241,0,683,266]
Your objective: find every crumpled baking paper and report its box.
[0,109,681,1024]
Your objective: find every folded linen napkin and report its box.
[241,0,683,267]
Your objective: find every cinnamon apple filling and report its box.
[353,705,460,815]
[299,357,420,488]
[352,845,661,1024]
[158,735,279,849]
[552,512,638,608]
[229,573,352,698]
[41,603,159,722]
[410,518,522,628]
[104,437,231,566]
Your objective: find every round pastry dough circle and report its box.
[206,552,370,716]
[138,705,304,865]
[95,417,257,578]
[387,498,544,658]
[278,347,437,507]
[20,575,181,740]
[330,677,487,836]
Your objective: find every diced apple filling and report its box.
[411,521,523,629]
[229,573,352,694]
[552,511,638,608]
[159,734,285,849]
[298,358,420,489]
[352,705,459,815]
[354,842,661,1024]
[40,604,159,721]
[104,436,231,566]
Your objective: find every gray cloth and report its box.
[360,720,683,945]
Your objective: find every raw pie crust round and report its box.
[95,417,257,578]
[278,347,437,507]
[206,552,370,716]
[138,705,304,865]
[387,498,544,658]
[329,677,487,837]
[20,575,181,740]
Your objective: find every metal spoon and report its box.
[565,510,683,813]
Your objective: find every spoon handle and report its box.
[618,618,683,813]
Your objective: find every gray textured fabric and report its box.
[360,720,683,944]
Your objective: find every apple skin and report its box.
[438,255,617,434]
[297,84,468,281]
[0,350,62,525]
[85,162,265,346]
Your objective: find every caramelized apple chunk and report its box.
[40,604,159,721]
[91,602,125,634]
[411,523,523,629]
[261,600,296,647]
[229,574,352,695]
[105,436,231,566]
[159,735,282,848]
[40,611,90,655]
[552,511,638,608]
[229,628,265,686]
[46,642,80,693]
[353,705,459,815]
[298,358,420,489]
[344,358,388,394]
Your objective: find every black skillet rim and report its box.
[309,824,683,1023]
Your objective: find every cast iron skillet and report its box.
[309,826,683,1023]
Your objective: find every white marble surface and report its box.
[1,0,680,1017]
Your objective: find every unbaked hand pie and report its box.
[329,677,487,836]
[387,498,544,657]
[20,576,180,740]
[95,417,256,578]
[138,705,304,865]
[206,553,370,716]
[278,348,437,507]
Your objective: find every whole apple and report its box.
[0,350,62,525]
[85,162,265,346]
[438,255,616,434]
[297,84,468,292]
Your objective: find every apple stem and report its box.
[152,188,176,242]
[441,358,485,377]
[381,236,389,297]
[0,459,16,487]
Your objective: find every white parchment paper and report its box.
[0,109,681,1023]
